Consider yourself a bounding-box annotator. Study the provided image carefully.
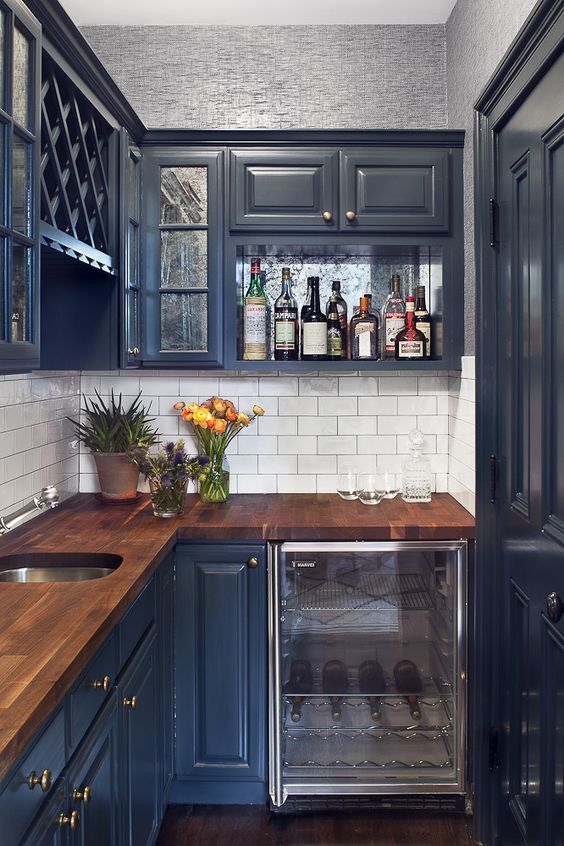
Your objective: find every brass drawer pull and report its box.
[127,347,140,356]
[345,210,357,221]
[247,556,259,569]
[59,811,80,831]
[27,769,52,792]
[123,695,137,710]
[91,675,111,693]
[72,785,92,804]
[322,211,333,222]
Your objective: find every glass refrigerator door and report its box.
[269,541,467,805]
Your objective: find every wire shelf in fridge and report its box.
[285,572,433,613]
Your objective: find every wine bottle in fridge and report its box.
[322,659,349,722]
[287,659,314,723]
[358,659,386,722]
[393,659,423,721]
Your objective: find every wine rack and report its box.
[269,541,467,806]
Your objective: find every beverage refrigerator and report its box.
[268,541,468,808]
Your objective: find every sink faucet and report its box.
[0,486,60,536]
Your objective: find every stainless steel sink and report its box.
[0,552,123,583]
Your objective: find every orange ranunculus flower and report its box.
[181,410,193,421]
[226,407,238,422]
[213,418,227,433]
[252,405,265,417]
[192,406,211,425]
[237,412,251,426]
[173,401,185,410]
[207,418,215,429]
[186,402,199,413]
[213,398,227,414]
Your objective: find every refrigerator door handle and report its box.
[268,542,285,807]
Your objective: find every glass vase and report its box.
[149,478,188,517]
[199,455,230,504]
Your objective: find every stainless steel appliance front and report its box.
[268,541,467,807]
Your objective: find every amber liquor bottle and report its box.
[325,280,348,358]
[395,295,426,361]
[350,296,378,361]
[243,257,267,360]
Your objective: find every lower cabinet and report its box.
[119,627,160,846]
[20,784,66,846]
[173,542,267,803]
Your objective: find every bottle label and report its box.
[355,321,373,358]
[275,313,296,350]
[385,314,405,354]
[397,339,425,359]
[327,326,342,357]
[244,297,266,359]
[303,322,327,356]
[415,322,431,357]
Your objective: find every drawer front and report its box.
[67,631,117,753]
[119,578,156,670]
[0,708,65,845]
[340,148,449,231]
[230,149,338,230]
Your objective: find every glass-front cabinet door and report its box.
[142,148,223,367]
[0,0,40,371]
[269,541,467,806]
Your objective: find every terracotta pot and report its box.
[92,452,140,502]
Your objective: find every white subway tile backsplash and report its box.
[219,376,260,397]
[298,376,338,396]
[378,415,417,434]
[258,377,298,396]
[259,455,297,474]
[299,416,338,436]
[357,435,397,454]
[338,454,378,474]
[279,435,317,455]
[379,376,418,395]
[417,415,449,435]
[358,396,398,416]
[277,475,317,493]
[318,435,356,455]
[337,416,378,435]
[316,474,340,493]
[279,397,318,416]
[298,454,337,474]
[258,416,297,436]
[398,395,437,416]
[237,474,277,493]
[318,397,357,416]
[179,376,219,397]
[238,435,278,455]
[338,377,379,396]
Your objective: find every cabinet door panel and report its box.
[20,783,65,846]
[175,543,267,801]
[230,149,338,230]
[340,149,449,231]
[120,628,159,846]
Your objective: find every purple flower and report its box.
[173,451,185,466]
[198,455,210,466]
[176,471,187,484]
[160,472,172,488]
[165,441,175,453]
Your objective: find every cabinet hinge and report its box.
[489,728,500,771]
[489,198,497,248]
[490,454,497,504]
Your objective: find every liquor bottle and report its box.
[326,295,343,361]
[287,659,314,723]
[322,659,349,722]
[395,295,426,361]
[300,277,313,359]
[393,659,423,721]
[414,285,431,359]
[302,277,327,361]
[350,296,378,361]
[274,267,298,361]
[243,257,267,360]
[358,659,386,722]
[325,280,348,358]
[382,274,406,358]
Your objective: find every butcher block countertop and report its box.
[0,492,474,782]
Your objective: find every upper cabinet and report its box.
[230,149,338,231]
[141,148,223,367]
[0,0,41,371]
[229,145,450,233]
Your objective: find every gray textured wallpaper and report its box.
[446,0,538,354]
[81,25,447,129]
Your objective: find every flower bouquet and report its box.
[174,396,265,503]
[130,439,209,517]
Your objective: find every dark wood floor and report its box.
[156,805,476,846]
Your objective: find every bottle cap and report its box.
[282,267,290,277]
[360,296,370,311]
[391,273,401,290]
[332,280,341,290]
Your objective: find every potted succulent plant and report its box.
[69,391,159,502]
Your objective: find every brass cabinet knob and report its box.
[59,811,80,831]
[72,785,92,804]
[345,210,357,222]
[322,211,333,222]
[27,769,52,792]
[91,675,111,693]
[123,695,137,710]
[247,556,259,569]
[127,347,140,356]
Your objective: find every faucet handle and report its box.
[37,486,59,509]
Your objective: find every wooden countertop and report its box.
[0,492,474,782]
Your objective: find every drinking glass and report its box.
[357,474,383,505]
[374,471,400,499]
[336,472,358,501]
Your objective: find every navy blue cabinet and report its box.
[119,627,160,846]
[157,555,175,803]
[173,542,267,803]
[20,784,65,846]
[65,694,120,846]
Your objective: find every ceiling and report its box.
[60,0,457,27]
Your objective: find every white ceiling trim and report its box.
[62,0,457,27]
